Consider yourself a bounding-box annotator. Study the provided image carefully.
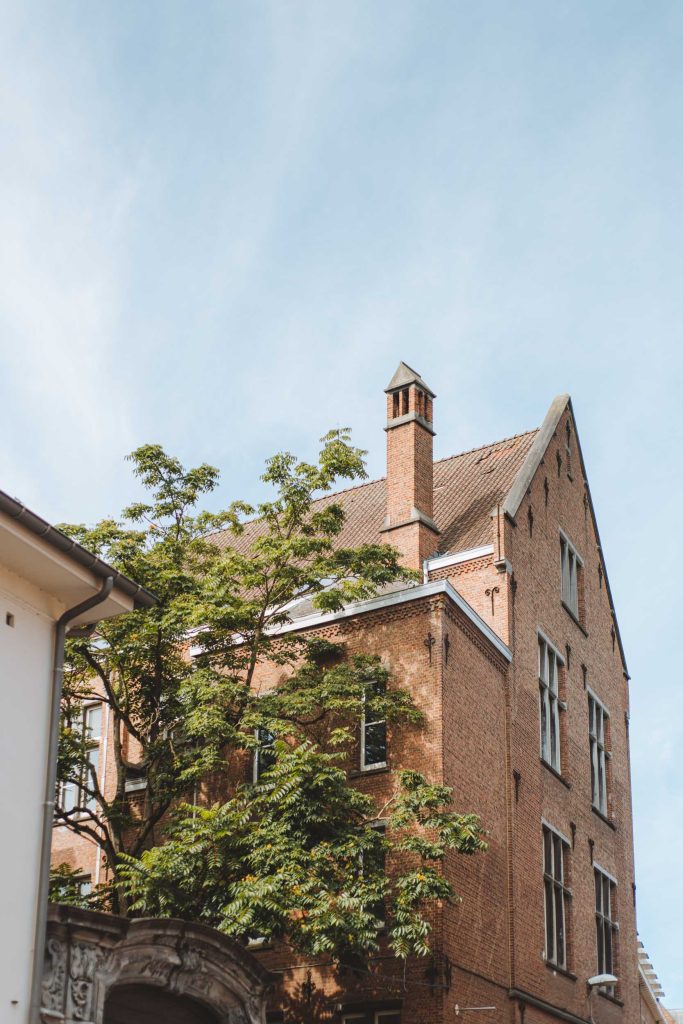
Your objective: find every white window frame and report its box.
[252,726,276,783]
[560,531,582,617]
[588,689,610,816]
[594,866,618,993]
[342,1013,400,1024]
[361,682,387,772]
[542,822,571,970]
[538,633,565,773]
[60,702,103,816]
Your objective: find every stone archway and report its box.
[105,982,220,1023]
[41,905,271,1024]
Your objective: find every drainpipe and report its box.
[29,576,114,1024]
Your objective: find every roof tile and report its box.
[214,428,538,559]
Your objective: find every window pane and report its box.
[85,704,102,740]
[604,921,612,973]
[545,877,555,962]
[539,639,547,682]
[540,685,549,761]
[84,748,100,811]
[550,700,559,770]
[596,918,604,973]
[555,889,565,967]
[543,829,551,873]
[363,723,387,766]
[61,782,77,813]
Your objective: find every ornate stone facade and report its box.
[41,905,271,1024]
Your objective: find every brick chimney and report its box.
[380,362,439,569]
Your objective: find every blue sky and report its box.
[1,0,681,1002]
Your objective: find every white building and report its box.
[0,489,156,1024]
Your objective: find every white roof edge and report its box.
[502,394,570,521]
[273,579,512,662]
[426,544,494,572]
[639,962,664,1006]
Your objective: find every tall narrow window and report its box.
[361,681,387,771]
[595,867,618,991]
[60,703,103,815]
[560,533,582,617]
[589,694,610,815]
[253,727,276,782]
[539,636,563,772]
[543,824,571,969]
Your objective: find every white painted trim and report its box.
[594,861,618,885]
[271,579,512,662]
[425,544,494,573]
[559,528,584,567]
[541,818,571,847]
[537,628,566,666]
[503,394,570,520]
[586,686,610,716]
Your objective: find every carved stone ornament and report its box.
[42,905,272,1024]
[42,937,67,1013]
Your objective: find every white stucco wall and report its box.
[0,566,59,1022]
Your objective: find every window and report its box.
[124,764,148,793]
[595,867,618,991]
[76,874,92,899]
[543,824,571,969]
[589,693,610,815]
[60,703,103,815]
[343,1013,400,1024]
[560,533,582,618]
[361,681,387,771]
[539,636,564,772]
[253,727,276,782]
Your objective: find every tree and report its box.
[56,430,487,952]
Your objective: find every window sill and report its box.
[561,601,588,637]
[540,758,571,789]
[597,989,623,1007]
[350,765,390,778]
[544,961,577,982]
[591,805,617,830]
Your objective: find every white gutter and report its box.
[272,578,511,662]
[425,544,494,574]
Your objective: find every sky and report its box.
[1,0,682,1002]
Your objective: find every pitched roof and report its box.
[385,361,435,397]
[213,428,539,559]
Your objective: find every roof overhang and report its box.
[0,499,156,627]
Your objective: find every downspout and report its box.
[29,576,114,1024]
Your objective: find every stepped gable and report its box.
[213,428,538,559]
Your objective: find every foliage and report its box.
[55,429,487,956]
[119,746,487,961]
[49,863,109,911]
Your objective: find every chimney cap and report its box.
[385,361,436,398]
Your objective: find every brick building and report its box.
[52,362,640,1024]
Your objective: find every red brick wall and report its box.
[503,406,638,1024]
